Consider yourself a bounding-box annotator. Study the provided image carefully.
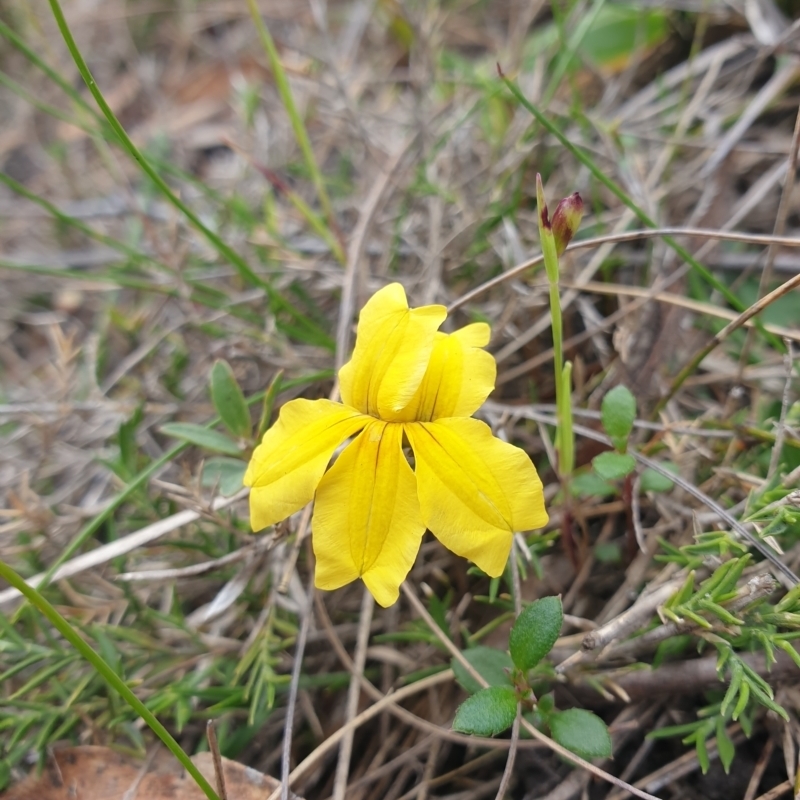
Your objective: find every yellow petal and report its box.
[338,283,446,419]
[405,418,548,576]
[396,323,495,422]
[312,421,425,607]
[244,399,368,531]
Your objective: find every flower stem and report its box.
[536,176,573,480]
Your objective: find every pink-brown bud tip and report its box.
[536,173,550,230]
[551,192,584,256]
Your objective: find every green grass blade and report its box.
[0,560,220,800]
[543,0,607,105]
[0,18,106,128]
[0,172,168,270]
[244,0,343,263]
[0,70,97,132]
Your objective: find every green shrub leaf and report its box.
[160,423,242,456]
[452,646,514,695]
[592,451,636,481]
[572,470,615,498]
[201,457,247,495]
[601,385,636,445]
[509,596,563,672]
[210,360,251,439]
[715,715,735,774]
[640,466,676,492]
[549,708,612,760]
[452,686,518,737]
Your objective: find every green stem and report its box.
[537,178,569,476]
[0,560,220,800]
[559,362,575,477]
[549,280,564,410]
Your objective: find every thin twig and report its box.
[280,574,315,800]
[494,709,521,800]
[494,539,524,800]
[740,101,800,371]
[314,591,544,750]
[448,227,800,314]
[264,671,454,800]
[769,343,796,480]
[743,736,775,800]
[332,588,375,800]
[658,270,800,414]
[335,139,417,371]
[206,721,228,800]
[278,504,313,594]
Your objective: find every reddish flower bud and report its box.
[536,173,550,230]
[551,192,584,256]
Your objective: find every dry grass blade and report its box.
[0,489,249,608]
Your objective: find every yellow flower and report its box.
[244,284,548,607]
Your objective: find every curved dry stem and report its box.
[448,227,800,313]
[655,269,800,416]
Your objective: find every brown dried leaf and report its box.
[1,746,302,800]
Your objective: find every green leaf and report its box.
[509,595,563,671]
[0,759,10,791]
[640,466,676,492]
[452,686,518,737]
[537,692,556,716]
[452,646,515,695]
[696,734,710,774]
[118,405,144,476]
[720,660,743,718]
[592,451,636,481]
[210,360,252,439]
[549,708,612,760]
[601,385,636,445]
[202,457,247,496]
[775,639,800,669]
[653,634,691,668]
[161,422,243,456]
[715,716,735,774]
[579,6,668,70]
[571,470,615,498]
[593,542,622,564]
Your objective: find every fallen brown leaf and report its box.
[0,745,302,800]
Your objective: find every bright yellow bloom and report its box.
[244,284,548,607]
